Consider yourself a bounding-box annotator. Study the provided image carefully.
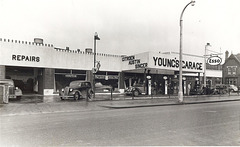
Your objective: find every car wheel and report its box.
[133,90,139,97]
[222,90,227,94]
[74,92,80,100]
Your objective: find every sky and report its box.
[0,0,239,59]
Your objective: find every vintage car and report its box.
[59,80,94,100]
[214,84,228,94]
[95,82,112,93]
[125,83,156,96]
[228,85,238,92]
[214,84,239,94]
[0,79,22,99]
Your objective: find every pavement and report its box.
[0,93,239,116]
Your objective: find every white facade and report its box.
[0,39,122,72]
[0,38,222,76]
[0,38,222,95]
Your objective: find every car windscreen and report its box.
[69,81,81,87]
[81,82,91,87]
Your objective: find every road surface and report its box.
[0,101,239,146]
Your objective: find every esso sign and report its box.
[207,55,222,65]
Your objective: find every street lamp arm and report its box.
[180,1,195,25]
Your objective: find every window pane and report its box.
[232,67,236,75]
[227,67,231,75]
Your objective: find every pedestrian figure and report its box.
[187,83,191,95]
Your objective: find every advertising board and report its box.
[122,52,205,73]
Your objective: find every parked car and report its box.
[125,83,156,96]
[215,84,238,94]
[59,81,93,100]
[0,79,22,99]
[215,84,228,94]
[228,85,238,92]
[190,88,205,95]
[95,82,112,93]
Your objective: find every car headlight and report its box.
[61,88,64,92]
[69,88,73,92]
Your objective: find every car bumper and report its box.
[8,95,17,99]
[59,92,74,98]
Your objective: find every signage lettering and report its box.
[122,55,135,61]
[12,54,40,62]
[153,57,203,70]
[65,74,77,78]
[207,55,222,65]
[123,55,148,69]
[129,59,140,65]
[135,63,148,69]
[95,75,118,79]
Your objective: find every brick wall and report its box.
[43,68,55,89]
[222,57,240,87]
[0,65,5,79]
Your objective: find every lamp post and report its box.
[93,32,100,99]
[179,0,195,103]
[204,43,211,91]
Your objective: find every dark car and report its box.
[59,80,93,100]
[95,82,112,93]
[125,83,156,96]
[214,84,239,94]
[215,84,228,94]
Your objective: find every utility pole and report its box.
[93,32,100,99]
[179,0,195,103]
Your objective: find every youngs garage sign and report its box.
[153,57,203,71]
[122,52,205,73]
[149,52,204,72]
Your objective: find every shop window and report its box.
[226,78,229,84]
[226,78,238,86]
[233,80,236,85]
[55,69,71,74]
[72,70,86,74]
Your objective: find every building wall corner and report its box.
[0,65,6,79]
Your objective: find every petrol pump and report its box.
[146,75,151,95]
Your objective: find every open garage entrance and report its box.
[5,66,43,94]
[55,69,87,92]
